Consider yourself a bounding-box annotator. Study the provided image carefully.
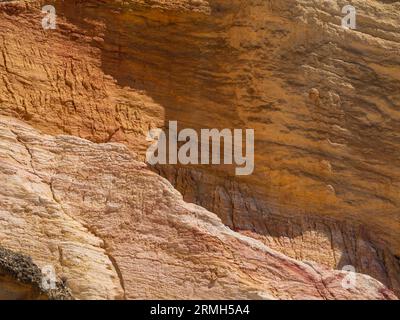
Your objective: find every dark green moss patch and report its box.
[0,246,73,300]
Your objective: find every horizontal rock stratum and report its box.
[0,0,399,299]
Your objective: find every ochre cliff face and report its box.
[0,115,397,300]
[0,0,399,299]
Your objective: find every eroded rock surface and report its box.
[0,0,399,299]
[0,116,397,300]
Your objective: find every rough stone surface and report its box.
[0,0,399,299]
[0,116,396,300]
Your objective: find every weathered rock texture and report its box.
[0,0,399,299]
[0,116,396,300]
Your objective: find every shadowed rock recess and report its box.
[0,247,72,299]
[0,0,399,299]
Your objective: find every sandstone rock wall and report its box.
[0,0,399,299]
[0,115,396,299]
